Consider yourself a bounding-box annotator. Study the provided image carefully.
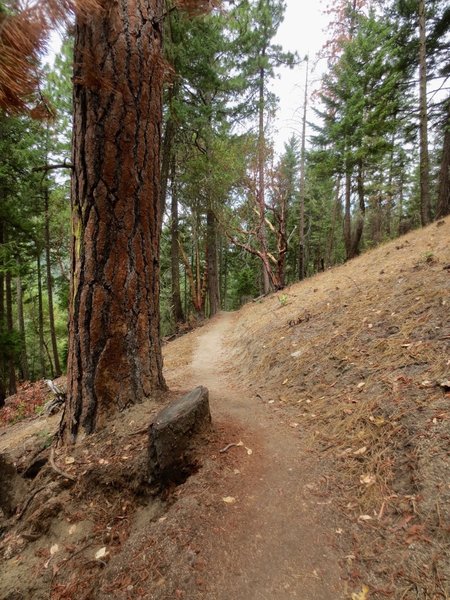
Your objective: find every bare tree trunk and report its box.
[206,209,220,316]
[418,0,432,226]
[16,270,29,381]
[36,252,46,379]
[5,271,16,396]
[170,160,184,325]
[298,56,309,281]
[61,0,166,443]
[44,185,61,377]
[437,101,450,218]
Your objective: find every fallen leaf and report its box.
[95,547,109,560]
[282,379,289,385]
[289,422,299,428]
[50,544,59,556]
[64,457,75,465]
[357,382,366,389]
[358,515,373,522]
[291,350,302,358]
[360,474,376,486]
[421,380,433,388]
[353,446,367,456]
[222,497,236,505]
[352,584,369,600]
[246,447,253,455]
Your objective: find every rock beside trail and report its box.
[148,386,211,488]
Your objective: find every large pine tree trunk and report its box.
[44,185,61,377]
[61,0,166,443]
[418,0,432,226]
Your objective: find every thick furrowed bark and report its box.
[62,0,166,443]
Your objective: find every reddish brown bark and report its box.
[61,0,166,443]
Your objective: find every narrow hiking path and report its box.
[173,311,344,599]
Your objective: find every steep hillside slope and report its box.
[226,219,450,597]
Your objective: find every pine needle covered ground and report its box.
[225,218,450,597]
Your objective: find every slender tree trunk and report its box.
[344,169,352,259]
[170,161,184,325]
[206,209,220,317]
[326,176,341,266]
[16,271,29,381]
[418,0,432,226]
[36,252,46,379]
[61,0,167,443]
[222,239,228,310]
[44,185,61,377]
[386,144,395,238]
[5,270,16,396]
[437,101,450,218]
[160,84,177,224]
[257,58,271,294]
[298,56,309,281]
[351,160,365,257]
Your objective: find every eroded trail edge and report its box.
[185,312,343,600]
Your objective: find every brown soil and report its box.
[0,219,449,600]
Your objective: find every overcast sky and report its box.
[271,0,331,153]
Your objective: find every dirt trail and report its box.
[181,311,343,599]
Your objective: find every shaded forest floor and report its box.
[0,219,449,599]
